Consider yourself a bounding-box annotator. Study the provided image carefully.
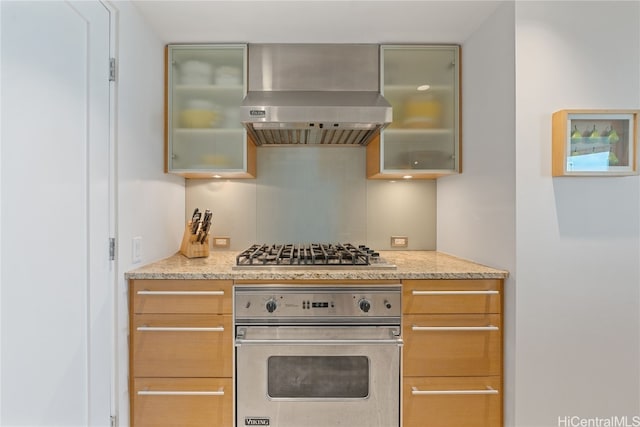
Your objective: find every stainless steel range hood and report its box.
[241,44,392,146]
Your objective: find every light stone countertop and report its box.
[125,250,508,281]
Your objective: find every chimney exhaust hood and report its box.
[240,44,392,146]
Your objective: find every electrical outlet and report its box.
[390,236,408,248]
[132,237,142,263]
[213,236,230,248]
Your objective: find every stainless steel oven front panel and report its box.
[235,326,401,427]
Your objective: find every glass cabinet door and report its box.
[167,44,254,178]
[380,45,460,177]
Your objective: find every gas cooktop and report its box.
[233,243,397,270]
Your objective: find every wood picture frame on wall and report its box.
[552,109,638,177]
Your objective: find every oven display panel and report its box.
[234,288,401,319]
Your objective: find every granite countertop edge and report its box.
[125,251,509,281]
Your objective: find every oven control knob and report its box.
[359,298,371,313]
[266,299,277,313]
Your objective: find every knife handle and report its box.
[191,217,201,234]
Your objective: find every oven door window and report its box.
[267,356,369,399]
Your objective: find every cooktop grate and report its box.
[234,243,395,269]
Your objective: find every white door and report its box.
[0,1,113,426]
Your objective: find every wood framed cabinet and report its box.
[165,44,256,178]
[368,45,461,179]
[129,279,233,427]
[402,279,503,427]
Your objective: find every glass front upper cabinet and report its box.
[166,44,255,178]
[368,45,460,179]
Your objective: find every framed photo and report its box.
[552,109,638,176]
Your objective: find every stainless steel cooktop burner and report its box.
[234,243,396,270]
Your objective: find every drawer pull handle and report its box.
[136,326,224,332]
[412,325,499,331]
[411,386,498,396]
[138,389,224,396]
[137,290,225,296]
[412,290,498,295]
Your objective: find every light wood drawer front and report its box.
[403,376,501,427]
[403,314,501,377]
[132,280,232,314]
[133,314,232,377]
[403,280,501,314]
[134,377,232,427]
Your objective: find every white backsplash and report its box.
[186,146,436,250]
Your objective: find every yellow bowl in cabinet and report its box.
[180,109,218,128]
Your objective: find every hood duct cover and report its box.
[241,44,392,146]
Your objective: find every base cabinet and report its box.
[129,277,503,427]
[133,378,232,427]
[403,377,501,427]
[129,280,233,427]
[133,314,232,377]
[403,313,501,377]
[402,279,503,427]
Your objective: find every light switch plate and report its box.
[390,236,408,248]
[132,236,142,263]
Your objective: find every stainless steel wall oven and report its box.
[234,285,402,427]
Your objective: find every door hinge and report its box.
[109,57,116,82]
[110,415,117,427]
[109,237,116,261]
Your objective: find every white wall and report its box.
[437,2,516,425]
[515,2,640,426]
[110,1,185,424]
[436,3,516,269]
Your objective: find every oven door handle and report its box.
[235,338,403,346]
[235,327,402,346]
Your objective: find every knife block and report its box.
[179,221,210,258]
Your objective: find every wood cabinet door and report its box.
[403,376,501,427]
[134,378,232,427]
[132,280,233,314]
[403,314,501,377]
[403,280,501,314]
[133,314,232,377]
